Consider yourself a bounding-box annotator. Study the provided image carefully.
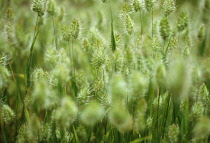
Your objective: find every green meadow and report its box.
[0,0,210,142]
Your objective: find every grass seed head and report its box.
[71,19,80,39]
[146,116,153,128]
[55,96,78,127]
[39,123,51,142]
[52,64,70,83]
[110,74,127,103]
[77,87,91,107]
[108,102,132,132]
[198,83,210,105]
[76,125,87,142]
[82,39,91,52]
[47,0,58,16]
[122,3,132,13]
[61,24,72,42]
[177,12,189,32]
[124,14,134,35]
[133,0,142,12]
[32,81,57,109]
[190,101,204,120]
[162,0,176,17]
[144,0,155,12]
[91,48,106,70]
[133,98,147,131]
[168,124,179,143]
[58,7,64,21]
[159,16,170,40]
[129,71,148,99]
[31,0,47,17]
[2,104,16,124]
[193,117,210,139]
[80,101,104,126]
[0,66,10,89]
[166,59,190,101]
[113,49,124,72]
[155,64,166,87]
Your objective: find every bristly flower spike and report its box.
[31,0,47,17]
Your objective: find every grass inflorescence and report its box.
[0,0,210,142]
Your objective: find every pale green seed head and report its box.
[122,3,132,13]
[110,73,127,103]
[80,101,104,126]
[108,101,132,132]
[61,24,72,42]
[31,0,47,16]
[52,63,70,83]
[2,104,15,124]
[44,46,59,69]
[166,59,191,101]
[0,65,10,89]
[54,96,78,127]
[93,77,104,93]
[133,0,141,12]
[168,124,179,143]
[155,64,166,87]
[144,0,155,12]
[191,101,204,120]
[124,14,134,35]
[162,0,176,17]
[58,7,64,22]
[32,81,57,109]
[129,71,148,99]
[198,83,210,105]
[193,117,210,139]
[71,19,80,39]
[146,116,153,128]
[113,48,124,72]
[39,123,51,142]
[82,39,91,52]
[77,87,91,107]
[177,12,189,32]
[133,98,147,131]
[91,48,106,69]
[159,16,170,40]
[76,125,87,142]
[47,0,58,16]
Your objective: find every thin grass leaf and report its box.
[109,0,116,52]
[111,21,116,52]
[129,136,152,143]
[24,106,30,123]
[100,128,113,143]
[25,31,39,88]
[73,125,80,143]
[199,33,206,56]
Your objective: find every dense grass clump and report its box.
[0,0,210,142]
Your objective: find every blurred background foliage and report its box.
[0,0,210,142]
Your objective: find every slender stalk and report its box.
[162,94,171,138]
[140,11,143,36]
[71,39,75,79]
[52,15,58,49]
[71,39,77,97]
[156,87,161,142]
[25,14,40,90]
[152,8,154,38]
[109,0,113,21]
[133,29,136,50]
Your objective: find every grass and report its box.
[0,0,210,143]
